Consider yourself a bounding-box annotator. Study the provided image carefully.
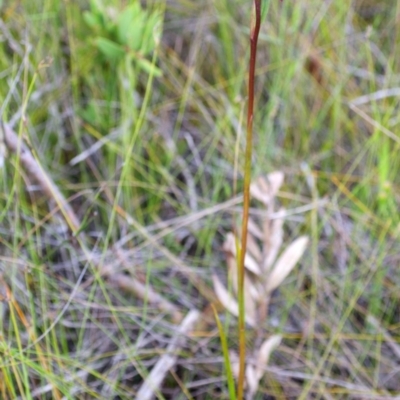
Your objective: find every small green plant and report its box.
[81,0,164,225]
[83,0,162,75]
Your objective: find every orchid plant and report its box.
[213,171,308,398]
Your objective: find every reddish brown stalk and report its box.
[237,1,262,398]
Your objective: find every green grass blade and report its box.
[211,304,237,400]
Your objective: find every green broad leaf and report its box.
[126,18,145,52]
[117,3,141,37]
[87,0,109,32]
[136,57,162,77]
[83,11,101,30]
[104,19,117,37]
[89,0,106,25]
[89,0,102,15]
[95,37,125,62]
[117,3,143,48]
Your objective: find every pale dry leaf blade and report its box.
[246,274,261,302]
[248,217,264,240]
[224,232,262,275]
[266,171,284,199]
[244,276,257,321]
[212,274,255,326]
[257,175,270,194]
[244,252,262,275]
[227,253,238,296]
[255,335,282,381]
[223,232,236,254]
[250,172,284,206]
[263,214,284,272]
[247,232,262,262]
[212,274,239,317]
[265,236,309,293]
[246,335,282,397]
[245,364,258,396]
[250,178,269,204]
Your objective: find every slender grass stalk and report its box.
[212,304,237,400]
[237,1,262,398]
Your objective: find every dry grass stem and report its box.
[1,121,81,231]
[106,268,183,322]
[1,120,187,321]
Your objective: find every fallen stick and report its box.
[135,309,200,400]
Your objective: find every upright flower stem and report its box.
[237,1,262,398]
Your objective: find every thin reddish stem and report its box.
[237,1,262,399]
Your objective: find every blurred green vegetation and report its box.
[0,0,400,398]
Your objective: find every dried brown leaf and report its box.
[248,217,264,240]
[256,335,282,376]
[263,214,284,272]
[212,274,255,326]
[227,253,238,295]
[265,236,308,293]
[223,232,236,254]
[246,364,258,396]
[244,253,261,275]
[213,274,239,316]
[266,171,284,199]
[250,177,270,205]
[247,275,261,303]
[246,335,282,397]
[223,233,261,275]
[247,232,262,263]
[250,171,284,205]
[244,277,257,321]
